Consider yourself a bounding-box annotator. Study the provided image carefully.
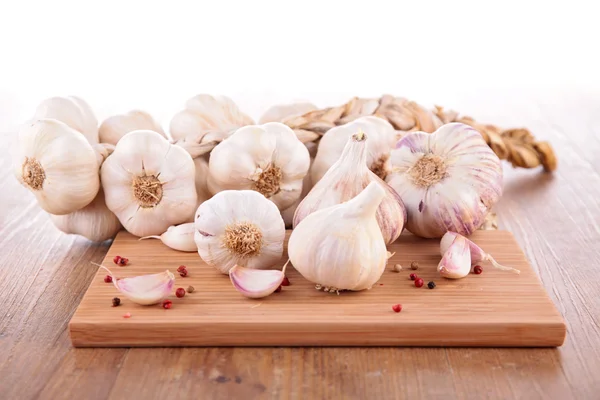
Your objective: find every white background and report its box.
[0,0,598,134]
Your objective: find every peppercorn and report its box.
[113,255,122,265]
[112,297,121,307]
[414,278,424,288]
[473,265,483,275]
[409,273,418,281]
[104,274,113,283]
[427,281,436,289]
[177,265,187,273]
[187,285,195,293]
[392,264,402,272]
[123,312,132,318]
[176,288,186,298]
[281,276,290,286]
[162,300,172,309]
[410,261,419,270]
[392,304,402,313]
[179,269,188,277]
[274,285,282,293]
[118,257,129,266]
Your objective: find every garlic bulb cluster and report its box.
[194,190,285,274]
[386,123,503,238]
[101,130,197,237]
[311,116,397,184]
[33,96,99,144]
[259,102,317,124]
[288,182,388,292]
[294,132,406,244]
[13,119,101,215]
[99,110,165,145]
[207,122,311,210]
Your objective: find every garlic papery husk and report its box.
[438,234,471,279]
[259,102,317,124]
[13,119,101,215]
[50,189,121,242]
[33,96,99,144]
[194,190,285,274]
[169,94,254,141]
[101,130,197,237]
[140,222,196,252]
[102,266,175,305]
[311,116,397,184]
[207,122,310,211]
[294,132,406,244]
[99,110,165,145]
[281,166,313,228]
[229,262,288,299]
[288,182,388,292]
[386,123,503,238]
[440,231,520,274]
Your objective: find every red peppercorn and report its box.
[414,278,424,288]
[281,277,290,286]
[113,255,122,265]
[162,300,172,309]
[274,285,282,293]
[118,257,129,266]
[392,304,402,313]
[177,265,187,273]
[473,265,483,274]
[179,269,188,277]
[123,312,131,319]
[176,288,186,298]
[104,275,113,283]
[409,273,418,281]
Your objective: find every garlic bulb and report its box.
[99,110,165,145]
[294,132,406,244]
[281,167,312,228]
[33,96,98,144]
[311,116,397,184]
[169,94,254,141]
[140,222,196,252]
[194,190,285,274]
[207,122,310,210]
[288,182,388,292]
[259,102,317,124]
[50,189,121,242]
[101,130,197,237]
[13,119,101,215]
[386,123,503,238]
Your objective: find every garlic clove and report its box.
[229,262,287,299]
[102,265,175,305]
[438,235,472,279]
[440,231,520,274]
[140,222,197,252]
[99,110,166,145]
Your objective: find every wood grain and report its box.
[70,231,565,347]
[2,93,600,399]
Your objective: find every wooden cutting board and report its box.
[69,230,566,347]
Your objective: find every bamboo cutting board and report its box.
[69,230,566,347]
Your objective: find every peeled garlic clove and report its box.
[294,132,406,244]
[229,264,286,299]
[13,119,101,215]
[32,96,99,144]
[311,116,397,184]
[259,102,317,124]
[440,231,520,274]
[289,182,388,291]
[103,266,175,305]
[387,123,503,238]
[99,110,166,145]
[194,190,285,274]
[207,122,311,210]
[438,235,471,279]
[140,222,196,252]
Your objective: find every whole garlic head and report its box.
[207,122,311,211]
[13,119,101,215]
[194,190,286,274]
[101,130,197,237]
[99,110,165,145]
[33,96,99,144]
[311,116,397,184]
[386,123,503,238]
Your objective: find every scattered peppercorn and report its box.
[409,273,418,281]
[392,304,402,313]
[123,312,132,318]
[281,277,290,286]
[414,278,424,288]
[112,297,121,307]
[162,300,172,309]
[118,257,129,266]
[410,261,419,270]
[113,255,122,265]
[392,264,402,272]
[177,265,187,273]
[473,265,483,274]
[427,281,436,289]
[176,288,186,298]
[104,274,113,283]
[187,285,195,293]
[179,269,188,277]
[274,285,282,293]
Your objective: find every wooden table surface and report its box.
[1,95,599,400]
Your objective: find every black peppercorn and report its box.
[427,281,436,289]
[112,297,121,307]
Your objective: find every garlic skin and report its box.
[99,110,165,145]
[140,222,196,252]
[387,123,503,238]
[50,189,121,242]
[438,234,471,279]
[311,116,397,184]
[229,264,286,299]
[288,182,388,291]
[170,94,254,141]
[101,130,197,237]
[104,267,175,305]
[33,96,99,144]
[259,102,317,124]
[194,190,285,274]
[207,123,310,210]
[13,119,101,215]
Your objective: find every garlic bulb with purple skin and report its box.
[386,123,503,238]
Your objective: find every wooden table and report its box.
[1,97,599,400]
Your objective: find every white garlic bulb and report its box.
[207,122,310,211]
[311,116,397,184]
[169,94,254,141]
[259,102,317,124]
[101,130,197,237]
[99,110,165,145]
[50,189,121,242]
[13,119,101,215]
[288,182,388,292]
[386,123,503,238]
[33,96,99,144]
[294,132,406,244]
[194,190,285,274]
